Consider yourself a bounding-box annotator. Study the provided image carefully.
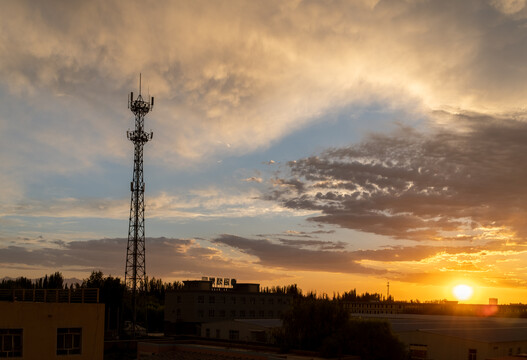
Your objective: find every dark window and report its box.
[468,349,477,360]
[241,297,246,304]
[0,329,22,358]
[209,309,215,317]
[205,328,210,338]
[209,296,215,304]
[229,330,239,340]
[409,344,427,360]
[57,328,81,355]
[230,310,236,317]
[216,329,220,338]
[177,296,181,303]
[197,295,204,303]
[250,297,255,304]
[259,310,265,318]
[249,310,255,318]
[219,310,226,317]
[240,310,245,318]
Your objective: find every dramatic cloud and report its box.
[214,234,385,275]
[268,112,527,243]
[3,0,527,168]
[0,237,283,281]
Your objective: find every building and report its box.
[200,319,282,343]
[0,288,104,360]
[354,313,527,360]
[346,300,527,317]
[164,280,293,336]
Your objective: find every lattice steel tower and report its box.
[125,75,153,335]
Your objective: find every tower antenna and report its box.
[125,74,154,337]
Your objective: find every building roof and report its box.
[353,313,527,343]
[234,319,283,328]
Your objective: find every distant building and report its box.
[0,288,104,360]
[164,280,292,336]
[200,319,282,343]
[490,298,499,305]
[346,300,527,318]
[355,313,527,360]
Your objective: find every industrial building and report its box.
[164,279,292,336]
[0,288,104,360]
[354,313,527,360]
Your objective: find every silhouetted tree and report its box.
[275,297,407,360]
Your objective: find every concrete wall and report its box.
[397,331,527,360]
[0,302,104,360]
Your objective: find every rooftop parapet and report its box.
[0,288,99,303]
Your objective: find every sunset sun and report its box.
[453,284,474,301]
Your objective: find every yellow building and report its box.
[0,289,104,360]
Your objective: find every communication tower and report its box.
[125,74,154,336]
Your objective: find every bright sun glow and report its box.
[453,284,473,301]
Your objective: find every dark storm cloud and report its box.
[268,113,527,242]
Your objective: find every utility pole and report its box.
[125,74,153,337]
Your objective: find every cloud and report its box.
[242,177,263,183]
[3,0,527,169]
[0,237,283,281]
[267,112,527,243]
[213,234,385,275]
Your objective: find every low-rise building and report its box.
[354,313,527,360]
[0,288,104,360]
[201,319,282,343]
[165,280,292,336]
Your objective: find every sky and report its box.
[2,0,527,304]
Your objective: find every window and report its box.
[57,328,81,355]
[241,297,246,304]
[229,330,239,340]
[209,296,215,304]
[208,309,215,317]
[240,310,245,318]
[0,329,22,358]
[216,329,220,338]
[177,295,181,303]
[409,344,427,360]
[468,349,477,360]
[219,310,226,317]
[259,310,265,318]
[197,295,204,303]
[205,328,210,338]
[249,310,255,318]
[230,310,236,317]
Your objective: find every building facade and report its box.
[0,288,104,360]
[165,280,292,336]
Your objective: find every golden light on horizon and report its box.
[453,284,474,301]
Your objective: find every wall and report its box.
[0,302,105,360]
